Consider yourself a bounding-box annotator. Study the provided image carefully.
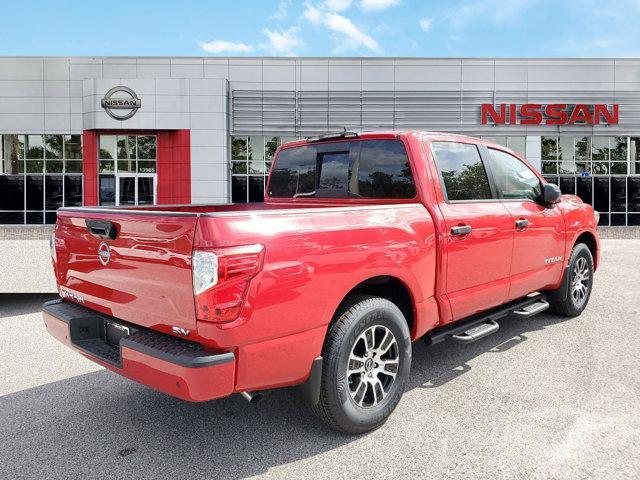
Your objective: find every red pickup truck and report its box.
[44,131,600,433]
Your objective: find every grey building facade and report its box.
[1,56,640,291]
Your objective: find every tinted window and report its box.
[487,148,542,201]
[269,140,415,199]
[269,145,317,198]
[26,175,44,210]
[317,151,349,196]
[0,175,24,210]
[431,142,492,201]
[45,175,63,210]
[64,176,83,207]
[352,140,416,199]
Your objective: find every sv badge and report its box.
[172,326,190,336]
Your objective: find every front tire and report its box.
[312,295,411,434]
[548,243,594,317]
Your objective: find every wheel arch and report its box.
[574,230,598,269]
[331,275,416,338]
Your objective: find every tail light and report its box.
[192,244,265,323]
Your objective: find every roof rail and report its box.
[305,128,359,143]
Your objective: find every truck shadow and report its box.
[0,312,570,480]
[407,312,571,391]
[0,294,58,318]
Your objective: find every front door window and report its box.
[98,134,157,206]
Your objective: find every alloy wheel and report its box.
[346,325,400,408]
[571,256,590,306]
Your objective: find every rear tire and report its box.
[311,295,411,434]
[548,243,594,317]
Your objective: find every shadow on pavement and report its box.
[0,293,58,318]
[0,311,570,479]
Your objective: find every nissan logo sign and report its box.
[101,86,142,120]
[98,242,111,266]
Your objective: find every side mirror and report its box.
[542,182,561,205]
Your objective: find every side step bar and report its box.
[450,319,499,344]
[512,300,550,318]
[424,294,548,346]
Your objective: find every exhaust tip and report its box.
[241,391,264,404]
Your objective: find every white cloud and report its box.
[303,3,380,53]
[419,17,432,32]
[260,27,303,56]
[359,0,401,11]
[323,0,352,11]
[270,0,292,20]
[201,40,254,54]
[303,2,323,24]
[324,12,379,52]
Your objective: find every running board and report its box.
[512,300,550,318]
[450,319,499,343]
[424,294,547,346]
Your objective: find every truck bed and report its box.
[53,201,436,351]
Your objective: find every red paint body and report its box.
[44,132,600,402]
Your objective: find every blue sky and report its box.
[1,0,640,57]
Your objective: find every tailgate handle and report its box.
[86,219,118,240]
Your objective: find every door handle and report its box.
[451,225,472,236]
[86,219,118,240]
[515,219,530,229]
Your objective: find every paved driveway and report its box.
[0,239,638,479]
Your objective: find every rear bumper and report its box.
[42,300,235,402]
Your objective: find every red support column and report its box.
[157,130,191,204]
[82,130,98,206]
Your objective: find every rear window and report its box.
[268,139,416,199]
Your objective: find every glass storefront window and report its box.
[231,136,247,160]
[592,137,609,175]
[64,135,82,159]
[611,137,627,162]
[2,135,24,174]
[99,135,116,159]
[0,133,82,224]
[231,135,299,202]
[265,137,279,162]
[44,135,63,159]
[25,135,44,159]
[558,137,575,174]
[541,137,557,160]
[137,136,156,159]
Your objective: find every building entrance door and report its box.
[97,134,157,207]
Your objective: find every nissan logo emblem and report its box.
[98,242,111,266]
[101,86,142,120]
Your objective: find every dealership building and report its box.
[1,56,639,291]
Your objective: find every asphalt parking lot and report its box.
[1,239,639,480]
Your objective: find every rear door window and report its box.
[351,140,416,198]
[431,142,493,201]
[268,139,416,199]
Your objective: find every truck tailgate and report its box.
[54,210,199,335]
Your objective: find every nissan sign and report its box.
[101,86,142,120]
[481,103,619,125]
